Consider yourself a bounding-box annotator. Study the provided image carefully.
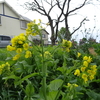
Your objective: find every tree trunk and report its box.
[65,17,71,40]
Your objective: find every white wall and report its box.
[0,16,26,37]
[0,3,26,37]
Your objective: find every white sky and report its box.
[1,0,100,42]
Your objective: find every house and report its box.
[30,29,49,45]
[0,0,49,45]
[0,0,32,37]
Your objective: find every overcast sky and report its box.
[1,0,100,42]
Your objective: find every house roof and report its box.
[0,0,32,22]
[20,15,32,22]
[42,29,49,34]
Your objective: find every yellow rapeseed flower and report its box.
[77,52,81,58]
[91,65,97,70]
[91,70,97,75]
[20,33,25,36]
[18,40,23,44]
[19,35,26,41]
[87,70,92,74]
[6,62,10,67]
[82,74,88,83]
[7,45,16,51]
[83,56,88,61]
[25,51,32,58]
[67,83,71,87]
[73,84,78,87]
[44,51,52,59]
[89,75,94,80]
[67,41,72,48]
[23,43,29,50]
[87,56,92,63]
[16,48,22,53]
[81,67,86,72]
[13,54,20,60]
[83,61,88,67]
[74,69,80,76]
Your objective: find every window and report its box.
[0,16,1,25]
[42,34,46,38]
[20,20,28,29]
[2,36,11,41]
[1,36,11,41]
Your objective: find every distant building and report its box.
[0,0,31,37]
[30,29,49,45]
[0,0,49,45]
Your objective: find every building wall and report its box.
[42,30,48,44]
[0,16,26,37]
[4,3,18,18]
[0,3,26,37]
[0,3,3,14]
[0,2,48,44]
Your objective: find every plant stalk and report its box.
[40,32,47,100]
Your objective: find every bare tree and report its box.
[56,0,89,40]
[24,0,92,45]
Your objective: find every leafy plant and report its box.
[0,20,100,100]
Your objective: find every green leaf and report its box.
[47,91,58,100]
[48,79,63,91]
[0,52,7,61]
[92,79,100,83]
[14,73,39,86]
[25,82,34,97]
[57,67,66,74]
[86,90,100,100]
[14,62,24,74]
[3,75,20,80]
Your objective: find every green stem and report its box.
[55,52,67,100]
[40,33,47,100]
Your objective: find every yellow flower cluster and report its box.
[7,33,32,60]
[66,83,78,90]
[67,83,78,87]
[62,39,72,52]
[74,56,97,83]
[7,33,28,51]
[26,19,43,36]
[44,51,52,59]
[40,51,52,59]
[0,62,10,75]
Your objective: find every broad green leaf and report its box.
[57,67,66,74]
[86,90,100,100]
[25,82,34,97]
[48,79,63,91]
[14,62,24,74]
[47,91,58,100]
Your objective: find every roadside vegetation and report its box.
[0,20,100,100]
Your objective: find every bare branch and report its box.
[68,0,88,15]
[71,18,87,35]
[66,0,71,15]
[48,3,57,15]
